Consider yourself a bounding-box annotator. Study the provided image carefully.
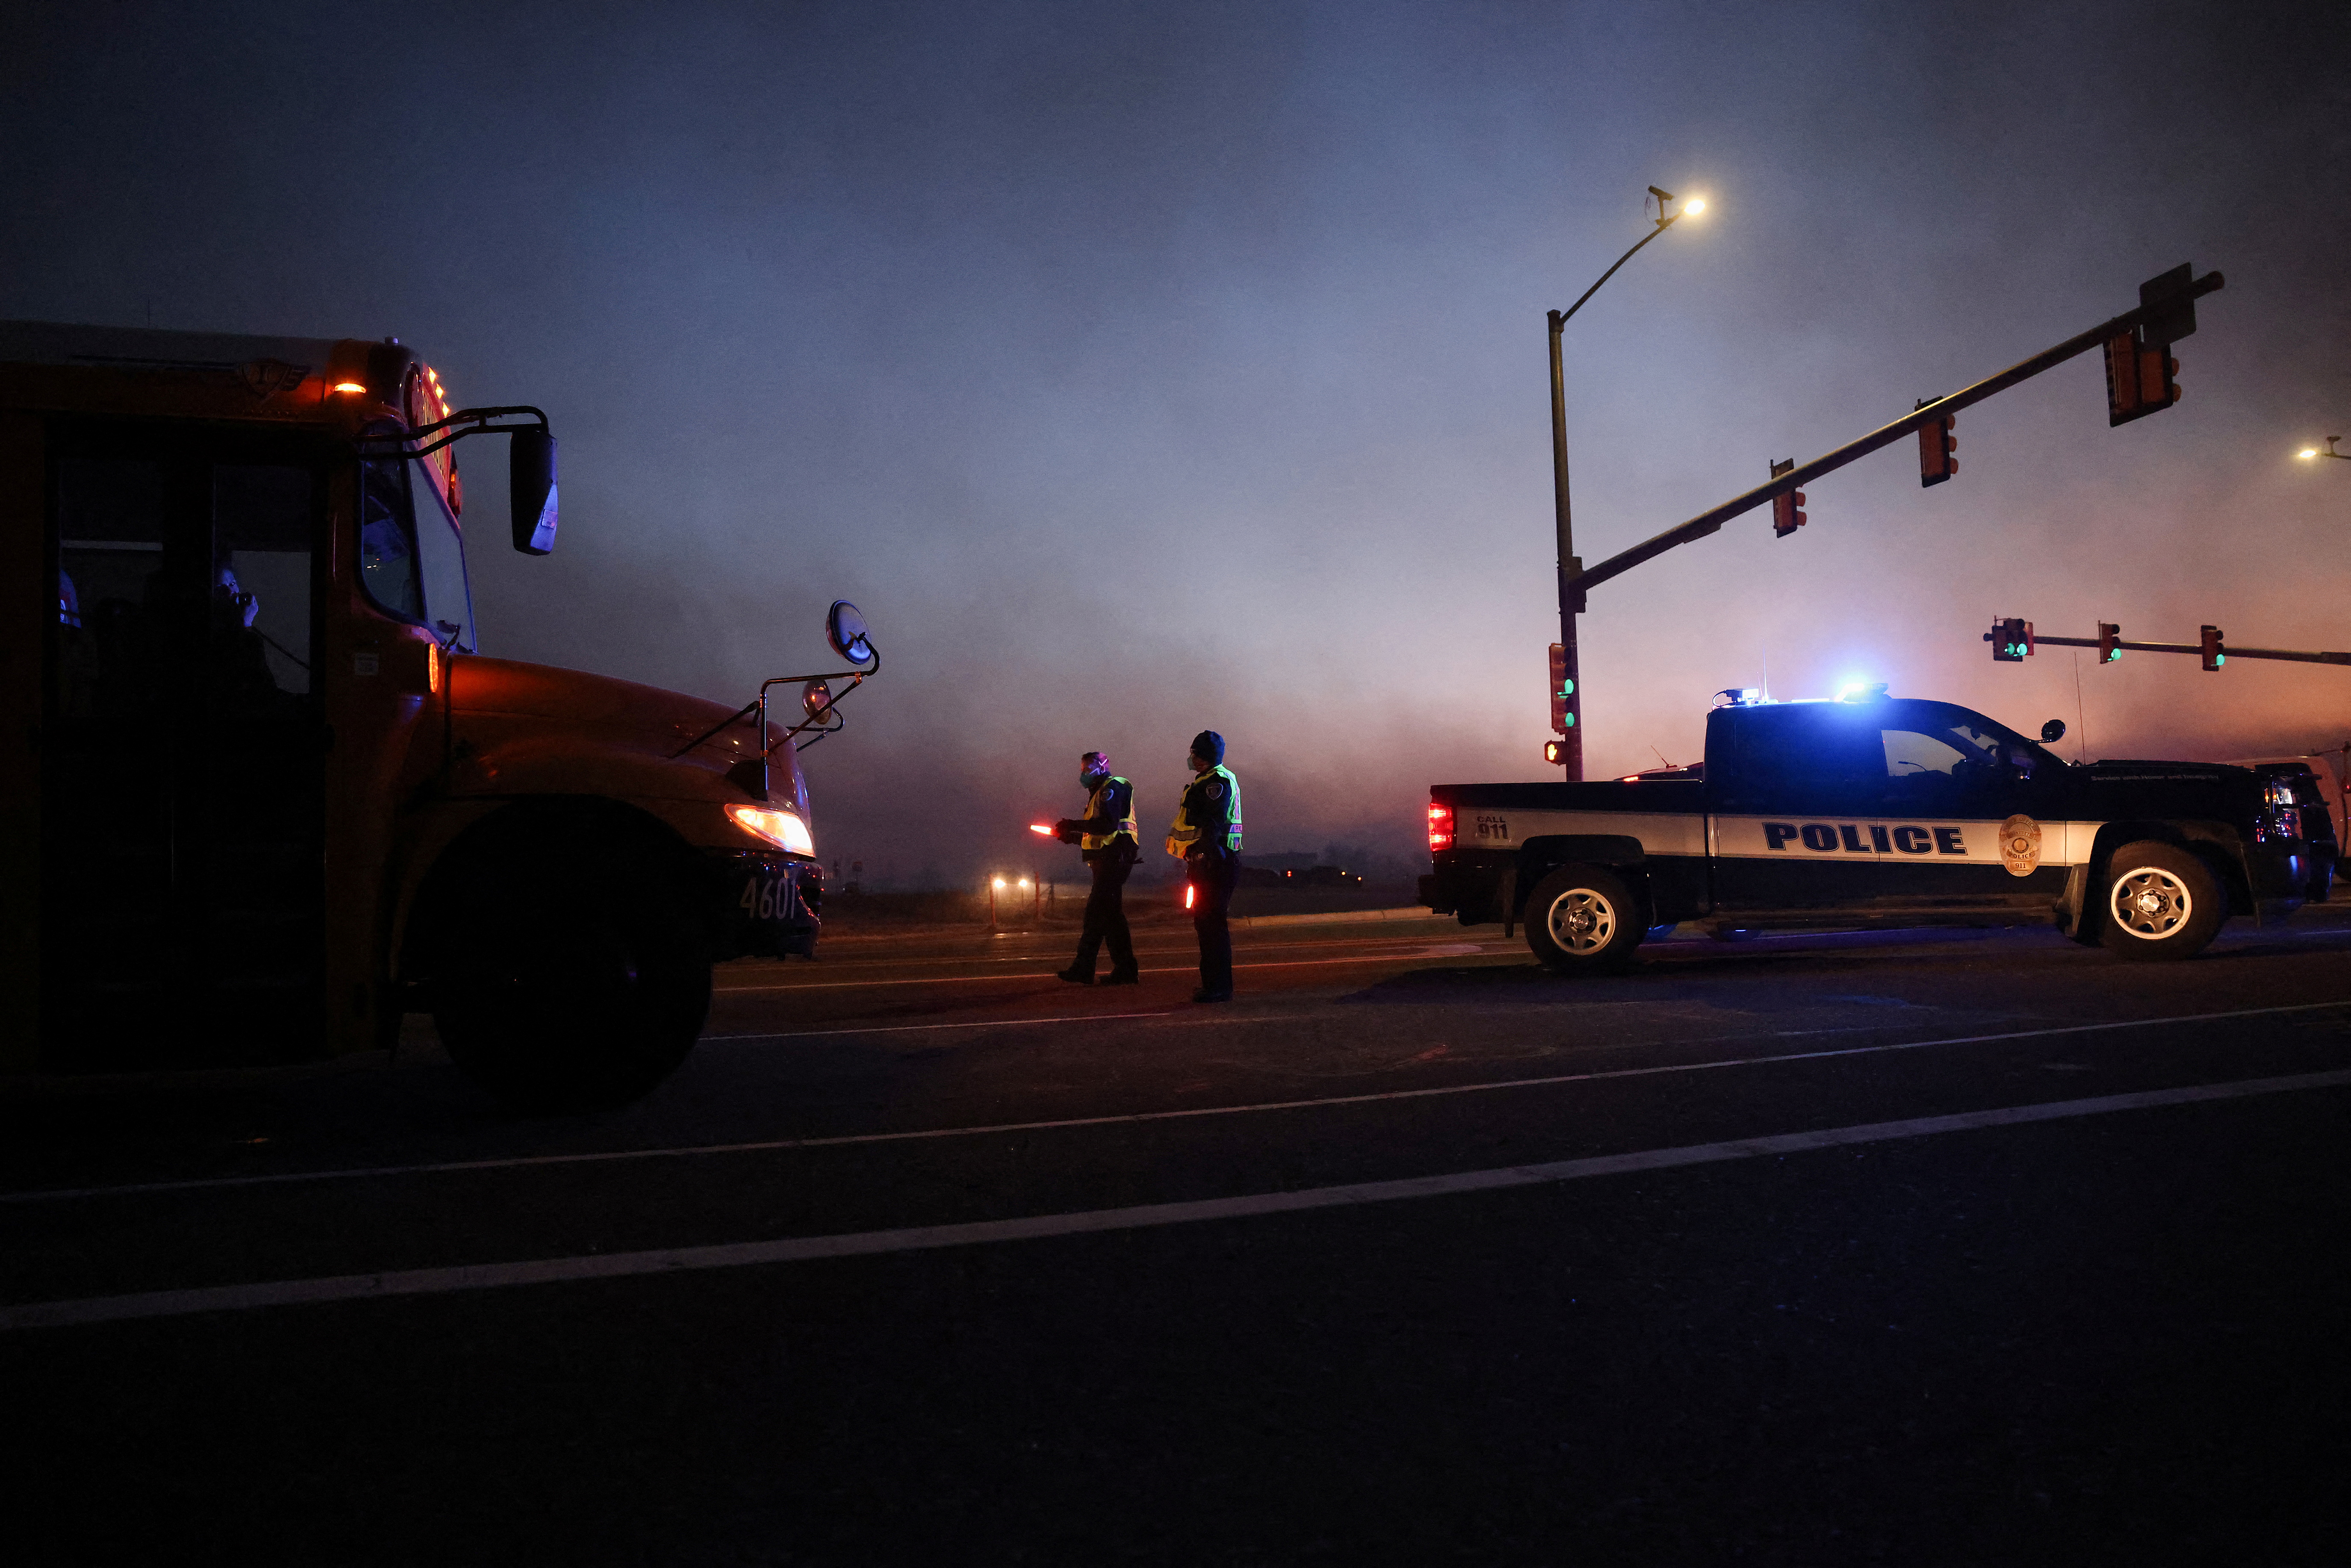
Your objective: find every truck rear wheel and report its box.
[433,848,711,1111]
[1525,865,1643,974]
[2097,841,2223,962]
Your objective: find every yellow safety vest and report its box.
[1165,764,1243,857]
[1083,777,1139,853]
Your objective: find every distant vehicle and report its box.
[1423,687,2328,971]
[2229,754,2343,894]
[3,320,873,1106]
[1282,865,1364,888]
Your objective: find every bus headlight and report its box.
[727,804,813,856]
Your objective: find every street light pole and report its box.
[1546,185,1702,779]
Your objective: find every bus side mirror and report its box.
[510,428,559,555]
[2040,719,2066,743]
[826,600,875,665]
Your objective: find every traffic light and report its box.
[1990,617,2032,662]
[2104,329,2180,425]
[1916,400,1956,486]
[1548,643,1570,733]
[2201,624,2225,671]
[2097,622,2121,663]
[1769,458,1806,536]
[2105,265,2195,428]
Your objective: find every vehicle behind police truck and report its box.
[1,320,872,1107]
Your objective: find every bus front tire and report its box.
[1525,864,1644,974]
[434,854,710,1112]
[2097,841,2223,962]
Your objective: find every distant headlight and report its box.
[727,804,813,856]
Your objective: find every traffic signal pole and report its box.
[1548,303,1585,779]
[1561,268,2225,604]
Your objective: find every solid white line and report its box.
[5,999,2344,1207]
[7,1067,2345,1331]
[703,1009,1175,1042]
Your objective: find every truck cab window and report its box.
[1880,703,2055,810]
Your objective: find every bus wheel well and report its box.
[402,796,707,986]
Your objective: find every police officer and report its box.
[1053,751,1140,985]
[1166,730,1241,1002]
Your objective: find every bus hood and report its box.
[445,655,803,813]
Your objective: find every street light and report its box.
[2299,436,2345,462]
[1545,185,1706,778]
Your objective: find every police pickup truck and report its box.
[1422,688,2333,971]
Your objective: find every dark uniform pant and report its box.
[1072,853,1137,977]
[1187,851,1237,996]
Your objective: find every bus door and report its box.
[44,420,328,1065]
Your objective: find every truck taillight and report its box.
[1428,802,1454,852]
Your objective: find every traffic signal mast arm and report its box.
[1561,268,2224,605]
[1989,627,2351,668]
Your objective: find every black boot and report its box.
[1102,967,1140,985]
[1058,966,1095,985]
[1190,987,1231,1003]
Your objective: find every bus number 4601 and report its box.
[740,878,793,921]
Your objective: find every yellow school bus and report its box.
[0,321,872,1106]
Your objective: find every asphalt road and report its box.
[6,907,2349,1564]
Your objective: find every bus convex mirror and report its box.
[801,680,834,721]
[826,600,875,665]
[2040,719,2066,743]
[510,427,559,555]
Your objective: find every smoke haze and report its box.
[5,0,2345,885]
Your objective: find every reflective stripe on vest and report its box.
[1082,778,1138,853]
[1165,765,1242,856]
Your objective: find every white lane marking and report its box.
[6,999,2345,1207]
[720,930,1477,980]
[7,1068,2345,1332]
[702,1009,1174,1041]
[716,947,1508,993]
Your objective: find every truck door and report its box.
[1868,700,2069,909]
[1708,701,1896,910]
[44,420,327,1065]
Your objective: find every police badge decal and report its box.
[1999,814,2042,877]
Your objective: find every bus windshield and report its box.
[358,427,476,652]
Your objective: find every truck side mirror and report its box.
[2040,719,2066,743]
[510,428,559,555]
[801,679,835,721]
[826,600,875,665]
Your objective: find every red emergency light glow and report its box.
[1427,802,1454,852]
[1184,883,1196,911]
[1029,823,1054,835]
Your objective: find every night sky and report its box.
[6,1,2344,886]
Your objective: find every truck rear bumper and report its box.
[1422,852,1514,925]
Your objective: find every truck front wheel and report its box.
[2098,841,2223,962]
[1525,865,1643,974]
[433,849,711,1111]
